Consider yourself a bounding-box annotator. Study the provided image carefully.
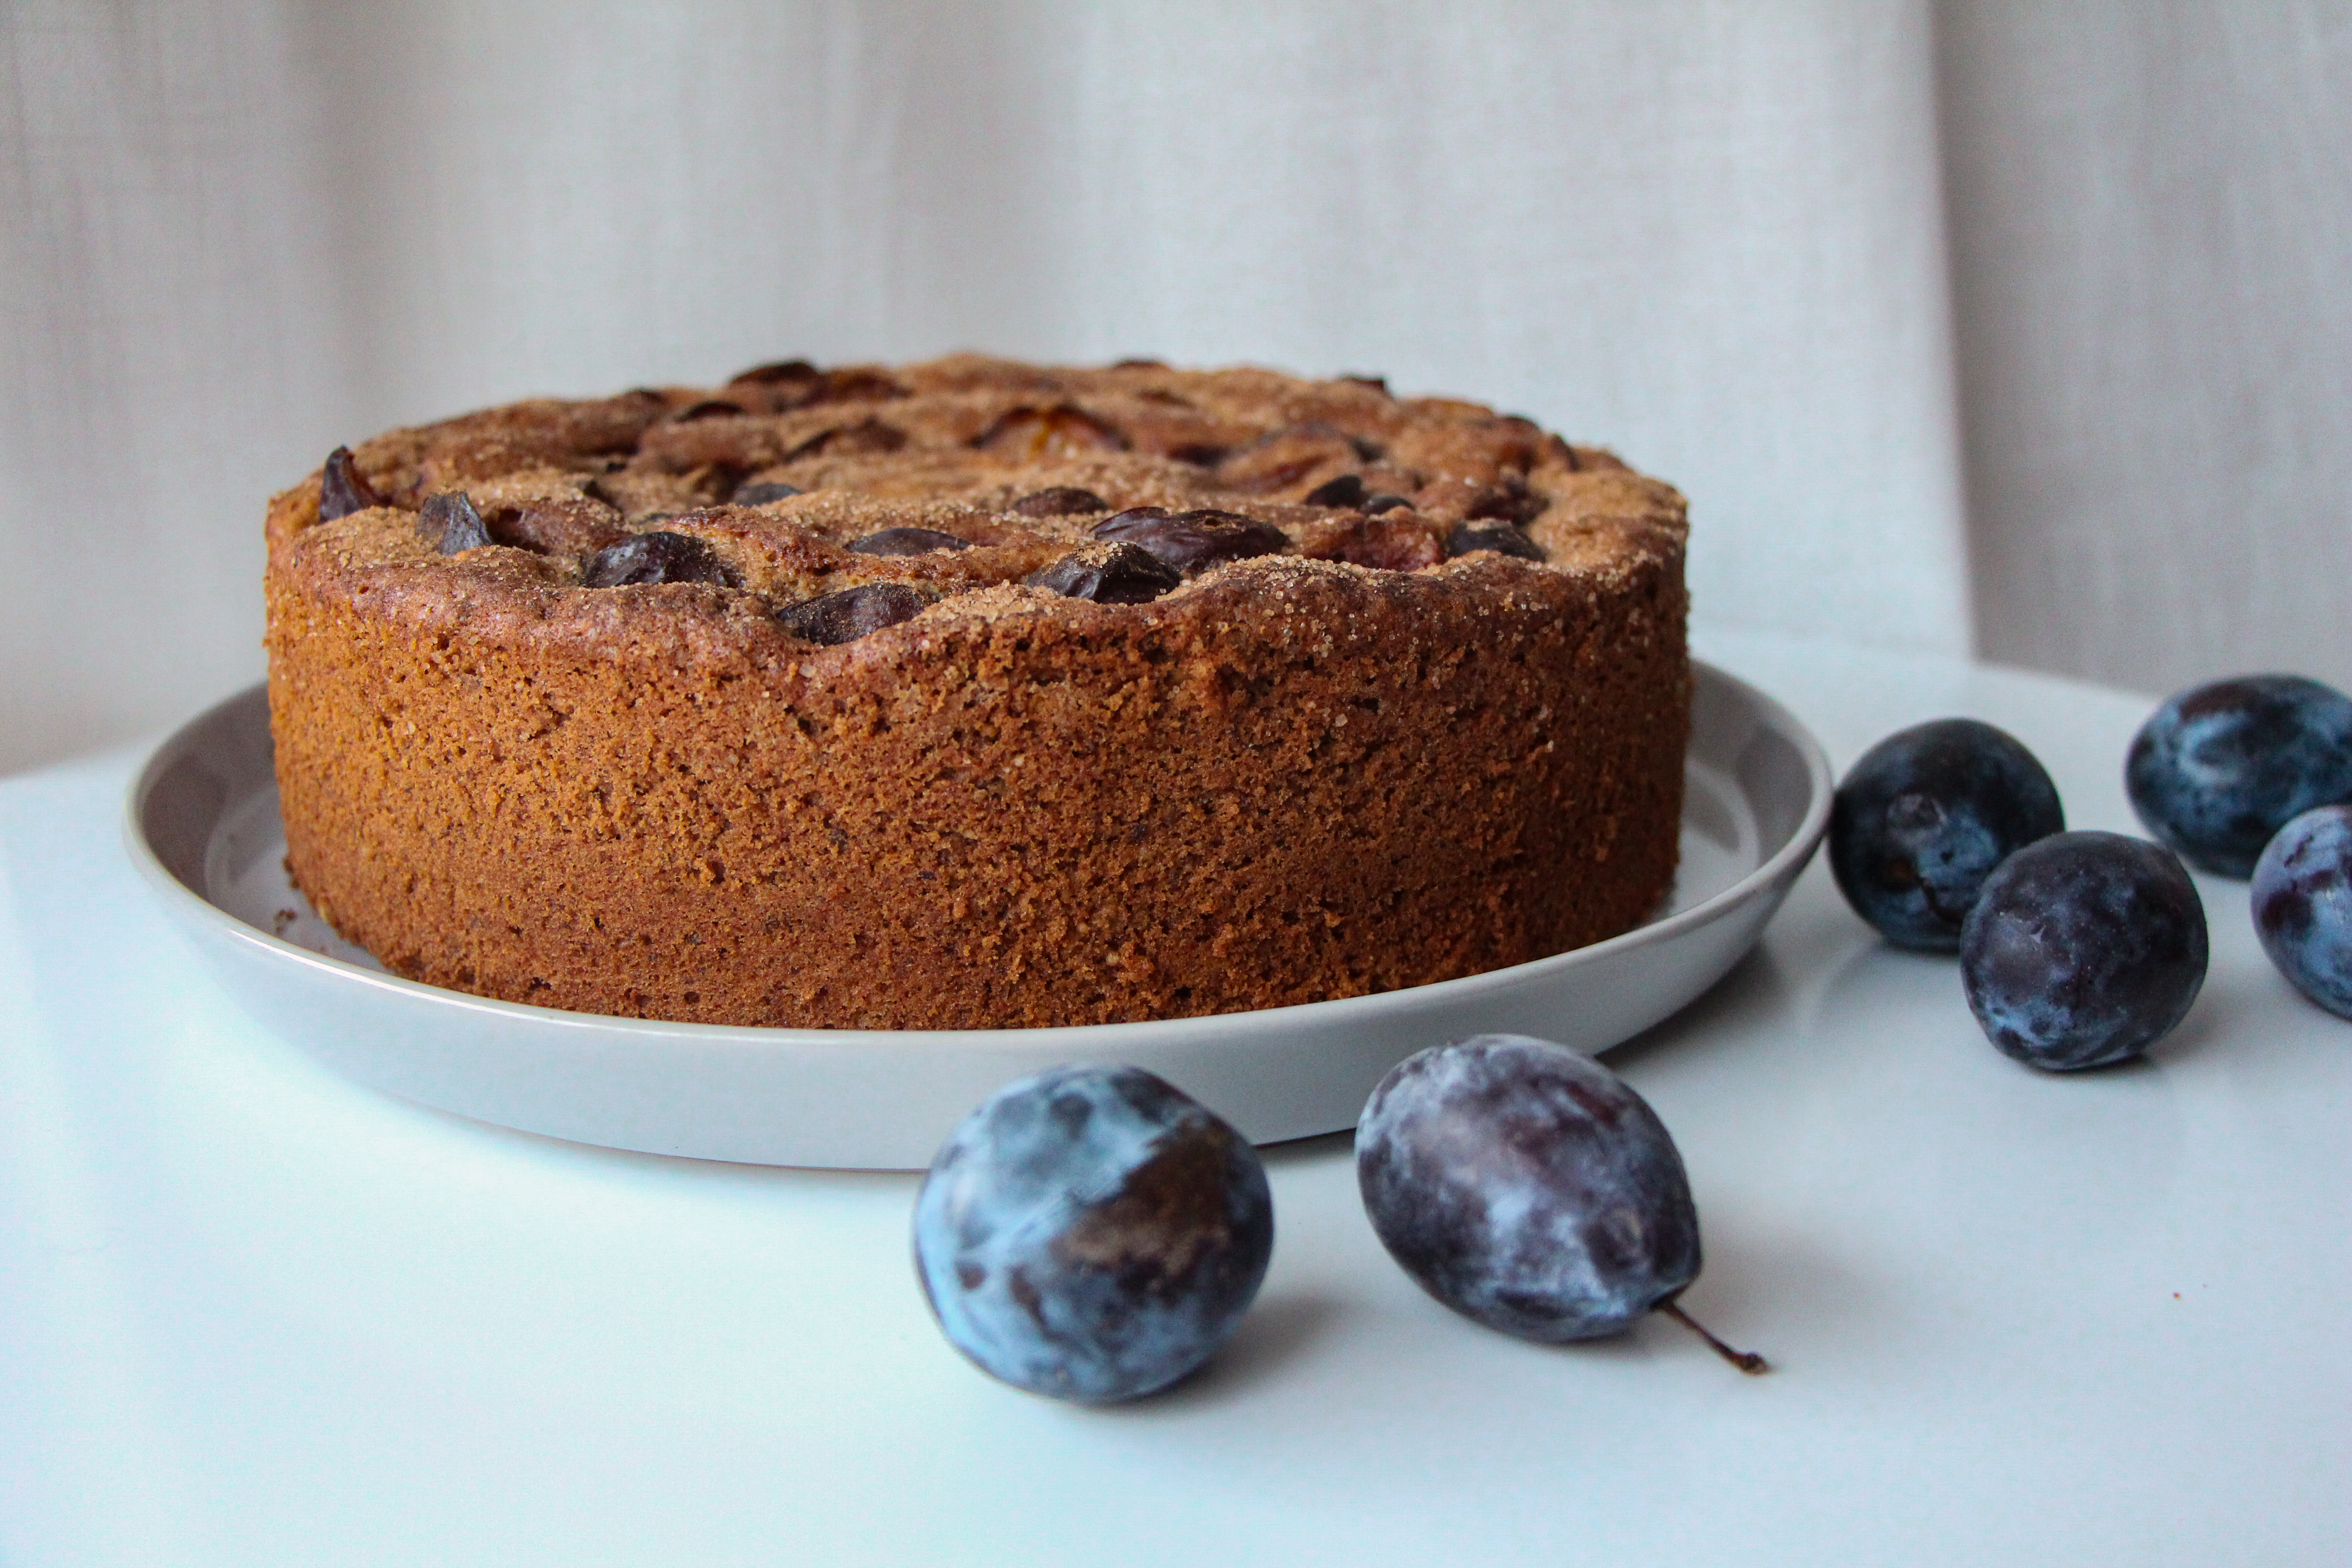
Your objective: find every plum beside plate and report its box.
[1357,1035,1700,1343]
[1828,717,2064,950]
[913,1064,1273,1403]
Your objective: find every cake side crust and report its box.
[266,550,1687,1028]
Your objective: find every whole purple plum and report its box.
[2126,675,2352,878]
[1960,831,2208,1070]
[2251,804,2352,1020]
[912,1065,1273,1404]
[1829,718,2065,951]
[1356,1035,1700,1343]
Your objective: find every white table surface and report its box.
[5,627,2347,1567]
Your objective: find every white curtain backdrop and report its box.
[3,0,2347,776]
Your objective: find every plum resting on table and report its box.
[1828,718,2065,951]
[2126,675,2352,878]
[1959,831,2209,1071]
[911,1065,1274,1404]
[1356,1035,1759,1369]
[2251,804,2352,1021]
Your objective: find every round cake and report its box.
[264,356,1690,1029]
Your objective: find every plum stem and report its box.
[1658,1300,1769,1374]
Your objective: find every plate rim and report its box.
[123,659,1832,1053]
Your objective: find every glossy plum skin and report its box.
[1829,719,2066,951]
[912,1065,1274,1404]
[1024,542,1181,605]
[1090,507,1287,574]
[2126,675,2352,878]
[1356,1035,1699,1344]
[583,529,731,588]
[2251,805,2352,1020]
[1959,831,2208,1070]
[775,582,925,645]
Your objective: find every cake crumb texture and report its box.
[265,356,1690,1028]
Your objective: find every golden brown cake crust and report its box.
[265,356,1690,1029]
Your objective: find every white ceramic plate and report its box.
[125,662,1829,1169]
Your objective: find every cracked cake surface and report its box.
[265,354,1690,1029]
